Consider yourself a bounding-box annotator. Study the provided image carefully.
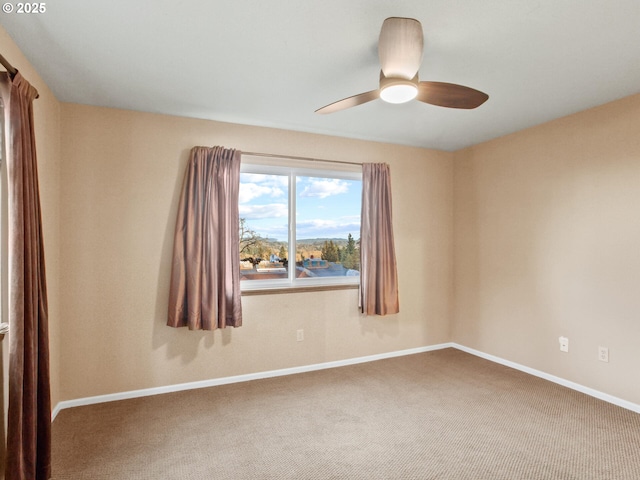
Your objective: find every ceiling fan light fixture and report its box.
[380,83,418,104]
[379,75,419,104]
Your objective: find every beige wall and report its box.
[453,94,640,404]
[58,104,453,401]
[0,28,62,408]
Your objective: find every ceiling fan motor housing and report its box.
[378,17,424,79]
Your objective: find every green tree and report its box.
[278,245,287,260]
[341,233,360,271]
[321,240,339,262]
[345,233,356,255]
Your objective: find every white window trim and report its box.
[240,159,361,292]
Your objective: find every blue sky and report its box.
[239,173,361,241]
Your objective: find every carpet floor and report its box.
[51,348,640,479]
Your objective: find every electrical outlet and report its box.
[559,336,569,353]
[598,346,609,363]
[296,329,304,342]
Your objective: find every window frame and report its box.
[239,158,362,293]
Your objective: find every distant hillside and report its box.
[298,237,356,245]
[264,237,359,248]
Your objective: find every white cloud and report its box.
[296,218,360,239]
[239,183,285,203]
[241,173,288,187]
[299,179,350,199]
[298,219,336,229]
[239,203,288,220]
[239,173,288,203]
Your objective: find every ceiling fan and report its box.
[315,17,489,114]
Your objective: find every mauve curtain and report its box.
[167,146,243,330]
[0,71,51,479]
[360,163,399,316]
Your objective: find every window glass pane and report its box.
[295,175,361,279]
[239,172,289,282]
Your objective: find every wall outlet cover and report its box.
[559,336,569,352]
[598,346,609,363]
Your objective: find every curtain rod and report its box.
[242,151,362,167]
[0,53,18,78]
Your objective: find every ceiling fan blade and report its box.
[378,17,424,80]
[417,81,489,109]
[315,89,379,114]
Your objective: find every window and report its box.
[239,158,362,291]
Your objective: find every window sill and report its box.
[241,283,359,296]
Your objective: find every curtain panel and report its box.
[167,146,243,330]
[360,163,399,316]
[0,71,52,480]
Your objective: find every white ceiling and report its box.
[1,1,639,151]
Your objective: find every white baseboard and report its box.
[452,343,640,414]
[52,342,640,420]
[51,343,451,420]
